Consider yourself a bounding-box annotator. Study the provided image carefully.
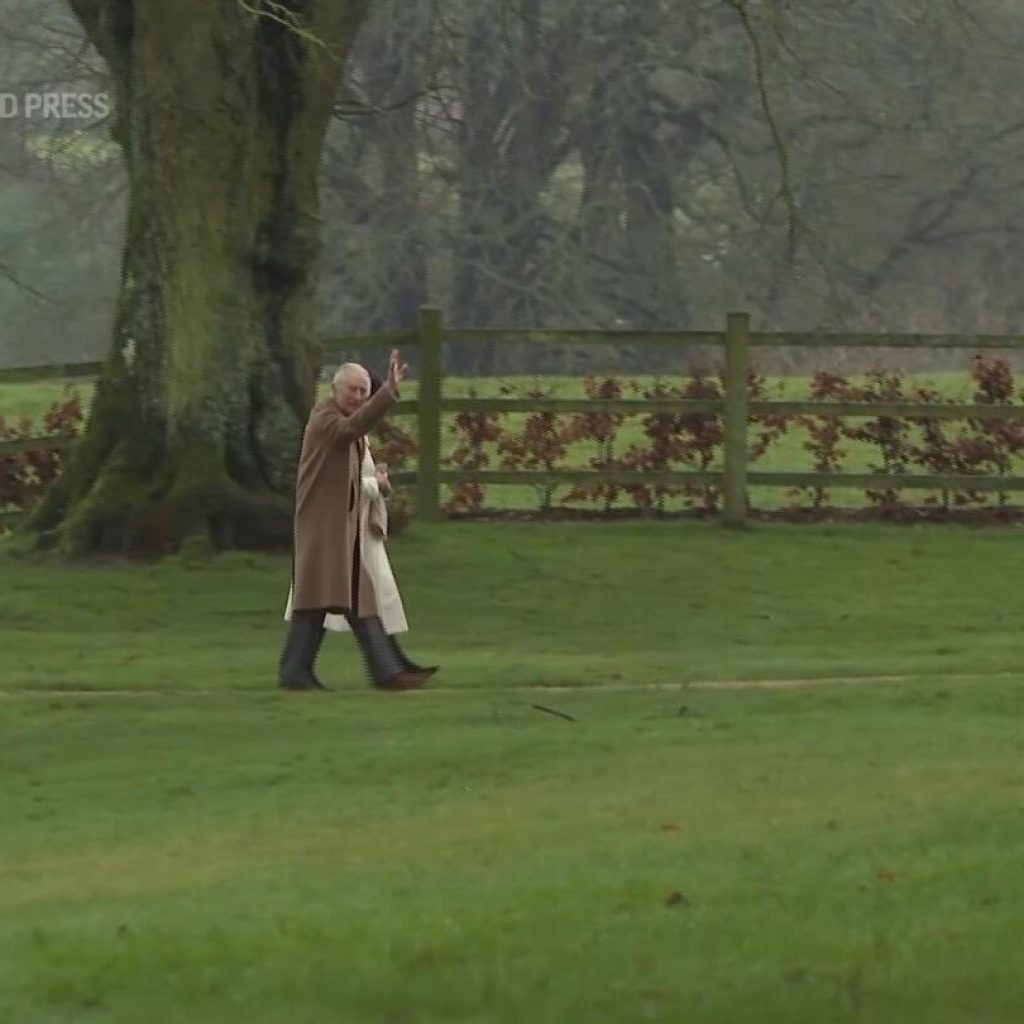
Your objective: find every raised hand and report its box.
[387,349,408,392]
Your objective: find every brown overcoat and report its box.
[290,385,398,613]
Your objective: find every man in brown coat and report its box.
[279,349,432,691]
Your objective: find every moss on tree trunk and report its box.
[38,0,371,556]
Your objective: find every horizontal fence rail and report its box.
[392,470,725,487]
[0,433,78,456]
[747,472,1024,492]
[441,328,1024,350]
[320,327,416,355]
[439,397,1024,421]
[387,469,1024,492]
[444,328,725,346]
[750,332,1024,350]
[8,308,1024,530]
[0,361,104,384]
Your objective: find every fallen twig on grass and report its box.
[530,703,577,722]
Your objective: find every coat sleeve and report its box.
[361,447,380,501]
[315,384,398,448]
[363,444,389,538]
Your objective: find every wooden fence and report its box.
[6,308,1024,528]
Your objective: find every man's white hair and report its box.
[332,362,370,388]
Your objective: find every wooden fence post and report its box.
[722,311,751,527]
[415,305,443,520]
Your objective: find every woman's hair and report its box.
[368,371,383,395]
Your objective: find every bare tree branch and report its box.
[726,0,800,261]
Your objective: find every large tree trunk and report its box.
[33,0,371,556]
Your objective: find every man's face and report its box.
[335,370,370,414]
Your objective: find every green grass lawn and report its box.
[5,520,1024,691]
[4,521,1024,1021]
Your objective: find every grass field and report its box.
[4,521,1024,1021]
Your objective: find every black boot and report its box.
[310,626,328,689]
[349,616,431,690]
[278,610,328,690]
[385,633,438,681]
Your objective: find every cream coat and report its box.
[284,442,409,634]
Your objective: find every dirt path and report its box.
[0,671,1015,699]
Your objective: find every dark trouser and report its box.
[280,531,359,692]
[281,529,435,690]
[348,615,415,687]
[278,610,434,691]
[278,609,327,690]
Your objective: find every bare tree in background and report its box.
[5,0,1024,389]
